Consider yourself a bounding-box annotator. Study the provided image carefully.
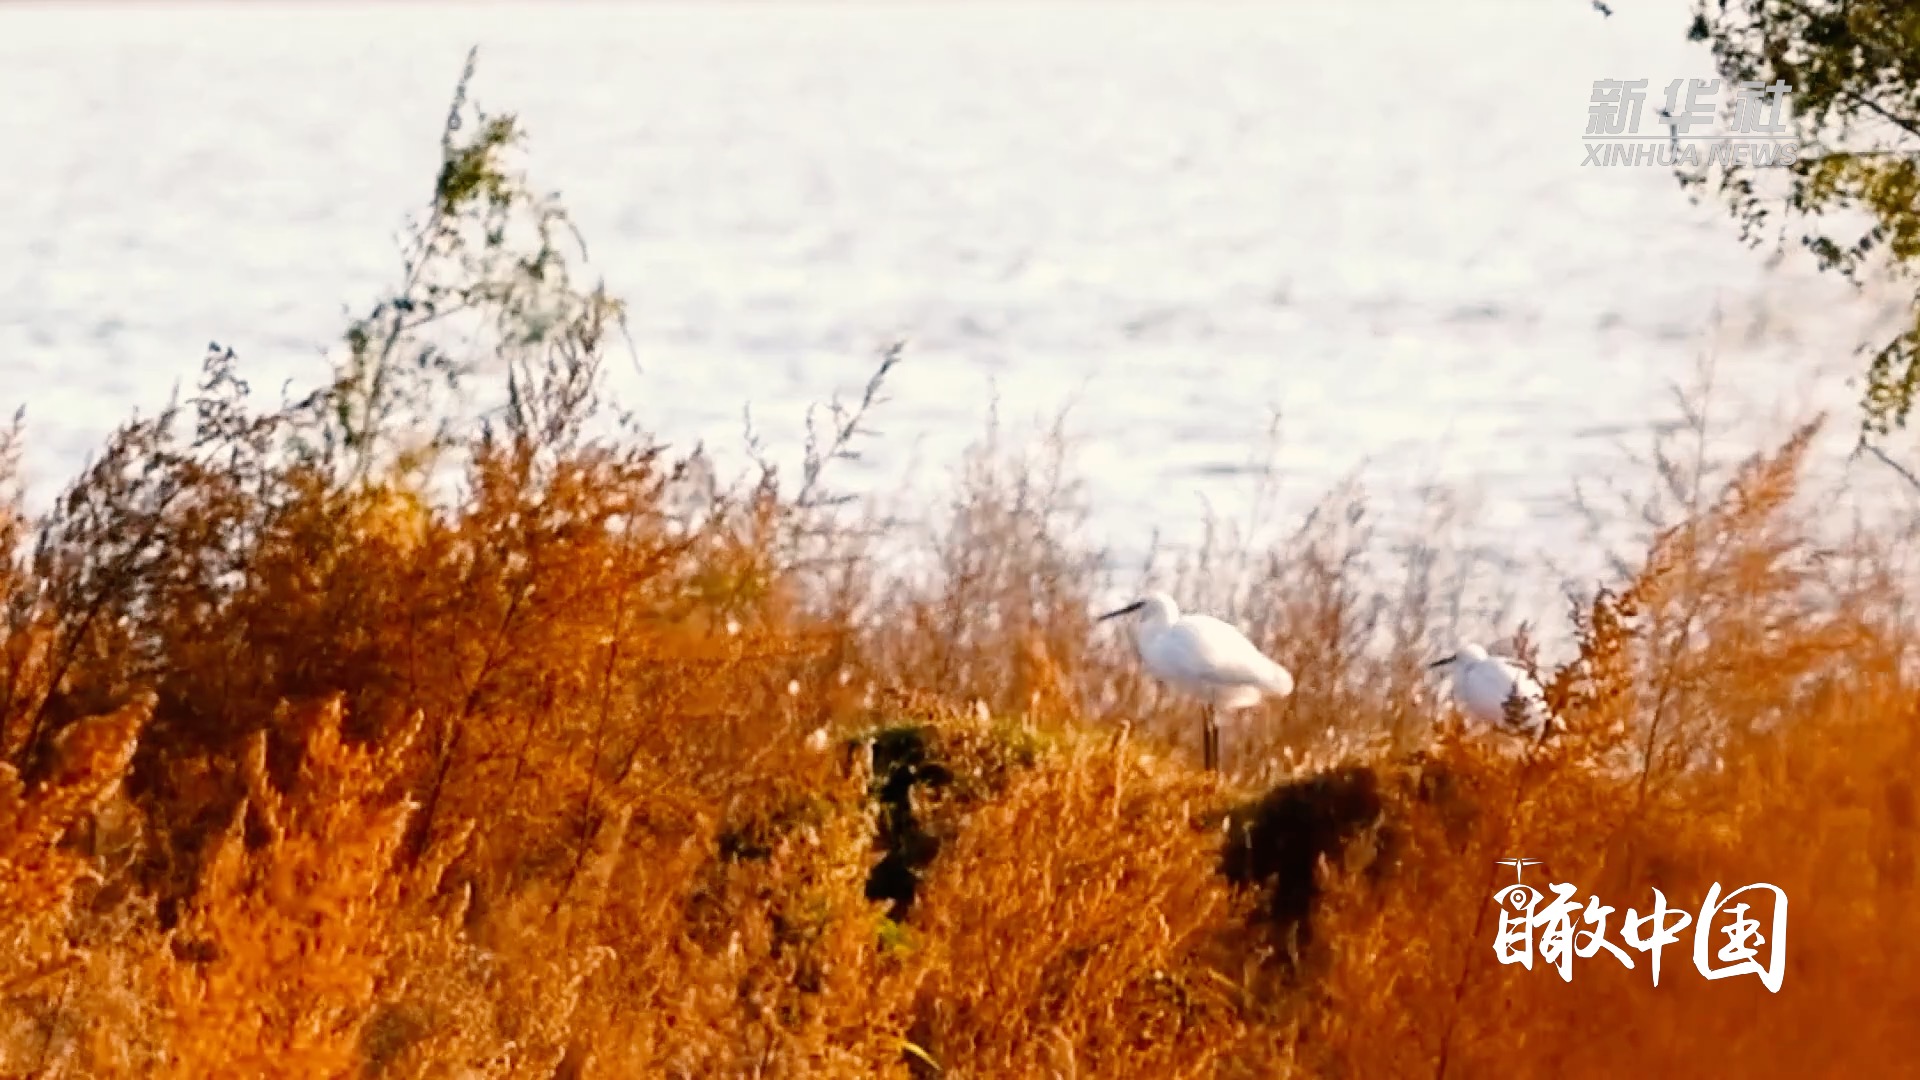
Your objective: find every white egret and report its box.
[1098,591,1295,772]
[1427,644,1563,740]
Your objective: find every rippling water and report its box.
[0,0,1908,634]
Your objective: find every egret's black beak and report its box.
[1427,654,1456,669]
[1098,600,1145,622]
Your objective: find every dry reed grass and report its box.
[1,53,1914,1079]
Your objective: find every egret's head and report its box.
[1427,642,1490,670]
[1098,590,1179,631]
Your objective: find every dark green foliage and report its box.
[1681,1,1920,433]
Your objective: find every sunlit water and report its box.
[1,1,1911,642]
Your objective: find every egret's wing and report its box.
[1463,659,1552,732]
[1501,663,1552,719]
[1153,617,1293,694]
[1450,663,1496,721]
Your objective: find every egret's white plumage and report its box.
[1428,643,1562,739]
[1099,591,1294,770]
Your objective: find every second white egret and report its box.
[1098,591,1295,772]
[1427,643,1564,740]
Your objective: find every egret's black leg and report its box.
[1203,705,1219,772]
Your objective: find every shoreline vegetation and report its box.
[3,52,1915,1078]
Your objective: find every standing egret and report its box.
[1427,644,1563,740]
[1098,591,1295,772]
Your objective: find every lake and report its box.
[1,0,1908,637]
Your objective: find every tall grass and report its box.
[2,54,1914,1078]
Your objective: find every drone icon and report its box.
[1495,858,1544,884]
